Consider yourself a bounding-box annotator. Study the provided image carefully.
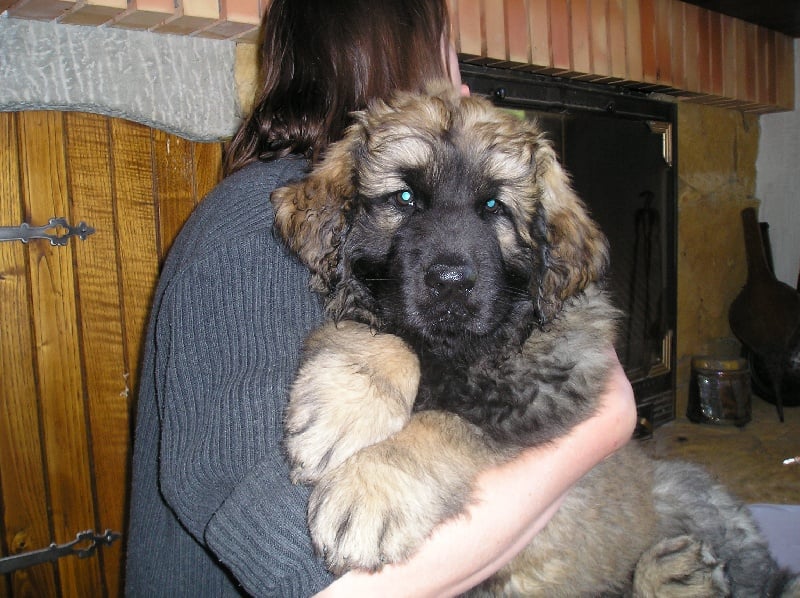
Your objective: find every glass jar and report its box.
[687,356,751,426]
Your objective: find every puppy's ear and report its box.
[534,145,609,322]
[271,129,362,294]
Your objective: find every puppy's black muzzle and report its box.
[424,261,477,300]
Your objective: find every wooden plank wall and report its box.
[0,111,222,597]
[2,0,796,112]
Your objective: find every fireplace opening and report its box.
[462,64,678,429]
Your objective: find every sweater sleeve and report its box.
[205,456,329,596]
[153,177,333,595]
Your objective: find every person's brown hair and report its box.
[224,0,452,175]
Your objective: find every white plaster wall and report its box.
[756,39,800,288]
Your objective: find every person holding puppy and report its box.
[125,0,637,595]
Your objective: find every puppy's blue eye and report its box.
[484,198,501,213]
[393,189,414,208]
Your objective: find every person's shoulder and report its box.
[196,157,309,236]
[214,157,309,204]
[164,156,310,273]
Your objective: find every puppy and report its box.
[273,84,797,596]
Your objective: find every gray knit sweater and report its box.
[126,158,333,596]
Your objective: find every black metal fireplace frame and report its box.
[461,64,679,429]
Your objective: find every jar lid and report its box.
[691,356,749,371]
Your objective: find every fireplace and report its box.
[462,65,678,430]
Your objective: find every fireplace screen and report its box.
[462,65,677,427]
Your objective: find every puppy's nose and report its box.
[424,262,477,295]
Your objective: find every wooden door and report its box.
[0,111,223,597]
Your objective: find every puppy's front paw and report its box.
[308,453,435,573]
[633,535,730,598]
[308,412,484,574]
[286,321,420,484]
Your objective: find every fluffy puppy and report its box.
[273,85,797,596]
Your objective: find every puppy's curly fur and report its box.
[273,85,797,596]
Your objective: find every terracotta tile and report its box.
[639,0,657,84]
[680,4,708,92]
[60,0,126,26]
[154,14,219,35]
[113,0,172,29]
[761,29,777,106]
[549,0,571,72]
[654,0,672,86]
[671,0,687,91]
[484,0,507,61]
[570,0,591,74]
[5,0,74,19]
[755,27,771,103]
[732,19,748,103]
[708,11,723,97]
[590,0,610,77]
[456,0,483,58]
[624,0,643,82]
[528,0,551,68]
[181,0,218,20]
[220,0,260,26]
[608,0,626,79]
[720,14,738,99]
[695,5,710,95]
[150,0,220,37]
[125,0,172,17]
[447,0,458,46]
[774,32,795,110]
[505,0,530,64]
[743,22,757,103]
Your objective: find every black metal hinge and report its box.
[0,529,121,575]
[0,218,95,245]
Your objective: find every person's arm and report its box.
[154,245,334,596]
[153,163,335,596]
[316,356,636,597]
